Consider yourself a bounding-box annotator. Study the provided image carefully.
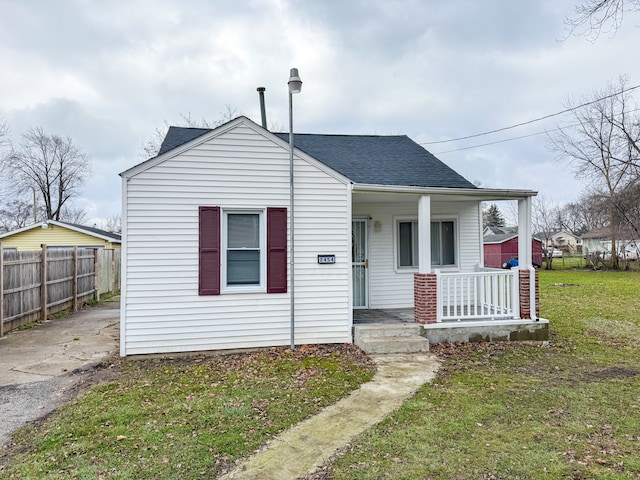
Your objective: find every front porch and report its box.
[349,188,546,353]
[353,266,548,352]
[354,308,549,346]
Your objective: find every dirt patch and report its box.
[580,366,638,381]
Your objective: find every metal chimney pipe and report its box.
[257,87,267,129]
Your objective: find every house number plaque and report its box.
[317,254,336,264]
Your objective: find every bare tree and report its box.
[561,191,610,235]
[0,199,37,233]
[548,78,639,268]
[611,179,640,237]
[97,213,122,234]
[58,205,89,225]
[0,118,9,151]
[532,196,561,269]
[1,127,92,221]
[140,106,239,159]
[566,0,640,40]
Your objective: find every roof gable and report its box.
[133,117,477,190]
[122,117,350,184]
[0,220,121,243]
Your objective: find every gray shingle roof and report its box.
[157,124,477,189]
[158,127,211,155]
[273,133,476,188]
[62,222,121,241]
[484,232,517,244]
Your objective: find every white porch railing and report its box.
[436,269,519,322]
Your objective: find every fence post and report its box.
[94,249,99,301]
[72,246,78,312]
[41,244,48,321]
[111,249,116,293]
[0,242,4,337]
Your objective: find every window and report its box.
[431,220,455,266]
[396,219,456,269]
[225,212,262,286]
[398,221,419,268]
[199,206,287,295]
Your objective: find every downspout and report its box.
[257,87,267,129]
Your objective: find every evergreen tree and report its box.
[484,204,506,228]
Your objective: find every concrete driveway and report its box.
[0,298,119,448]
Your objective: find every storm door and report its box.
[352,219,368,308]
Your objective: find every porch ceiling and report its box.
[352,185,537,205]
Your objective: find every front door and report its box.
[352,219,368,308]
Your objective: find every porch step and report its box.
[354,325,430,354]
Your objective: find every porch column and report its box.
[414,195,437,324]
[517,197,538,320]
[517,197,532,267]
[519,269,540,320]
[414,272,438,324]
[417,195,431,274]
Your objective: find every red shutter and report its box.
[199,206,220,295]
[267,207,287,293]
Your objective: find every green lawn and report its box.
[324,269,640,479]
[2,270,639,479]
[0,345,375,479]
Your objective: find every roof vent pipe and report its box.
[257,87,267,129]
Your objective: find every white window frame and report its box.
[430,217,458,269]
[221,209,266,293]
[394,216,459,272]
[394,216,419,273]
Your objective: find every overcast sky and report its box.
[1,0,639,225]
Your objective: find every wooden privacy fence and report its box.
[95,248,121,298]
[0,244,121,335]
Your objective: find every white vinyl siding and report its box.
[353,199,481,309]
[121,122,351,355]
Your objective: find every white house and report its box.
[119,116,545,356]
[533,229,582,254]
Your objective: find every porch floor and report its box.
[353,308,415,325]
[353,308,549,344]
[353,308,516,325]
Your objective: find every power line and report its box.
[433,129,554,154]
[421,83,640,146]
[433,106,640,154]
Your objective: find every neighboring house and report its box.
[0,220,121,251]
[119,116,544,356]
[483,227,543,268]
[582,226,639,258]
[534,229,582,254]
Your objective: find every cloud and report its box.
[1,0,640,222]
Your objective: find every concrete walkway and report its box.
[0,298,119,447]
[220,352,440,480]
[1,300,441,478]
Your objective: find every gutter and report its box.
[351,183,538,199]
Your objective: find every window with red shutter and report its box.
[267,207,287,293]
[199,206,220,295]
[199,206,287,295]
